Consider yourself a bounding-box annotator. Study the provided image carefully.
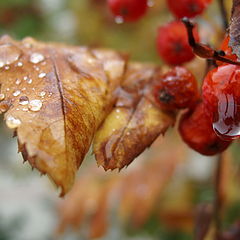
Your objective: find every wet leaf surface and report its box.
[0,35,175,195]
[0,35,126,195]
[93,63,175,170]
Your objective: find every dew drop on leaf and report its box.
[19,96,29,105]
[30,53,45,64]
[13,90,21,97]
[38,72,46,78]
[6,116,21,129]
[17,62,23,67]
[39,91,46,97]
[0,44,21,66]
[15,79,21,85]
[28,99,43,112]
[0,93,5,101]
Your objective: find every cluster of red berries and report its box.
[107,0,212,65]
[153,64,232,156]
[154,34,240,156]
[107,0,212,23]
[107,0,238,156]
[157,0,212,65]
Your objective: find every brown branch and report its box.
[182,17,240,66]
[214,155,224,240]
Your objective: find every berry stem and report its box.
[218,0,228,30]
[182,17,196,48]
[182,17,240,65]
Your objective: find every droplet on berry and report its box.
[213,93,240,140]
[167,0,212,19]
[202,64,240,140]
[156,20,199,65]
[153,66,199,110]
[107,0,148,22]
[179,102,231,156]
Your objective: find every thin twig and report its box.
[214,154,223,240]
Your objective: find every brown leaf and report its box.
[93,63,175,170]
[229,0,240,59]
[0,35,127,195]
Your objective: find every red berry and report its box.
[202,64,240,140]
[153,66,199,110]
[217,36,237,66]
[179,102,231,156]
[167,0,212,19]
[156,20,199,65]
[107,0,148,22]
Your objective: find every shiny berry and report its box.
[153,66,199,110]
[179,102,231,156]
[167,0,212,19]
[107,0,148,22]
[156,20,199,65]
[202,64,240,140]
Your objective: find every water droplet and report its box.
[116,109,121,113]
[38,72,46,78]
[39,91,46,97]
[0,93,5,101]
[6,116,21,129]
[22,87,26,91]
[17,62,23,67]
[0,62,4,68]
[23,76,28,81]
[19,96,29,105]
[126,132,130,136]
[27,78,32,84]
[30,53,45,64]
[147,0,154,7]
[22,107,28,112]
[15,79,21,85]
[115,16,124,24]
[34,65,40,71]
[28,99,42,112]
[0,100,10,113]
[23,42,32,48]
[213,94,240,140]
[13,90,21,97]
[0,44,21,66]
[6,88,9,92]
[4,65,10,70]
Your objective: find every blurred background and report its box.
[0,0,240,240]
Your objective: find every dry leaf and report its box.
[93,63,175,170]
[229,0,240,59]
[0,35,126,195]
[0,35,175,195]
